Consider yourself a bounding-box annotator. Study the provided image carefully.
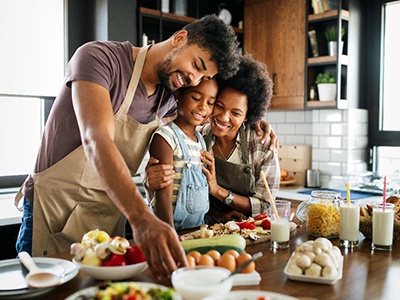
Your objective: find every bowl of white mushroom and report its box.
[283,237,343,285]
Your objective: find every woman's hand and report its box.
[252,120,279,150]
[144,157,175,191]
[200,150,219,195]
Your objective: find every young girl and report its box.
[149,79,218,230]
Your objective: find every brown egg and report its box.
[223,249,240,259]
[236,252,255,273]
[187,255,196,267]
[217,253,236,272]
[198,254,215,266]
[187,251,201,264]
[206,250,221,264]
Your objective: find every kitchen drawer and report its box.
[279,158,310,172]
[279,145,312,160]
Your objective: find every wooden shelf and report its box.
[308,9,349,22]
[306,99,348,109]
[139,7,243,34]
[308,55,348,66]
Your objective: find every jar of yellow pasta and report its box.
[296,190,341,237]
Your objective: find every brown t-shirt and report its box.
[23,41,177,200]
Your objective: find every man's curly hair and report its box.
[217,54,273,126]
[182,15,240,79]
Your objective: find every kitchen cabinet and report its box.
[138,0,244,47]
[244,0,306,110]
[305,0,349,109]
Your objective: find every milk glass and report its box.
[271,200,291,250]
[372,202,395,251]
[340,200,360,248]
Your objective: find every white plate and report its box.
[0,257,78,299]
[203,290,298,300]
[73,259,148,280]
[283,252,343,285]
[65,282,182,300]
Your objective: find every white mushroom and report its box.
[304,251,316,262]
[296,254,312,269]
[110,236,130,254]
[326,250,340,269]
[296,243,314,253]
[322,265,338,278]
[70,242,88,262]
[305,263,322,277]
[313,246,323,255]
[315,253,333,267]
[94,241,113,259]
[287,262,303,275]
[314,237,332,251]
[330,246,342,260]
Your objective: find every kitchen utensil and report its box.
[305,169,320,188]
[221,252,263,282]
[18,251,61,289]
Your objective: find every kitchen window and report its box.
[0,0,64,189]
[366,0,400,178]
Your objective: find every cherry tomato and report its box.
[124,245,146,265]
[102,253,127,267]
[261,219,271,230]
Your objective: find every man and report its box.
[15,15,240,278]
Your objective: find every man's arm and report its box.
[71,80,186,278]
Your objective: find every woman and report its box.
[199,54,279,223]
[145,54,279,224]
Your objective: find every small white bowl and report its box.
[171,266,233,300]
[73,259,148,280]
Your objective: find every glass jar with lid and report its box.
[296,190,341,237]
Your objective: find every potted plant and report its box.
[325,26,345,56]
[315,72,336,101]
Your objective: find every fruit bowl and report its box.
[73,260,148,280]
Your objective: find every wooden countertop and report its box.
[43,200,399,300]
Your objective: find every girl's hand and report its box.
[200,150,219,195]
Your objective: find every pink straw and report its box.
[383,175,387,212]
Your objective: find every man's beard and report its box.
[157,59,175,93]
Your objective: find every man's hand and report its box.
[200,150,219,195]
[132,212,187,279]
[252,120,279,150]
[144,157,175,191]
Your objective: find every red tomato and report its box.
[261,219,271,230]
[124,245,146,265]
[102,253,127,267]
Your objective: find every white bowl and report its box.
[171,266,233,300]
[73,259,148,280]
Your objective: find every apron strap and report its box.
[118,45,150,115]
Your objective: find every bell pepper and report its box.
[236,221,256,230]
[253,213,268,220]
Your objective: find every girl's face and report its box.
[175,79,218,128]
[210,86,248,139]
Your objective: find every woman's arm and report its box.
[149,134,175,227]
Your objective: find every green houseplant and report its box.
[325,26,345,56]
[315,72,336,101]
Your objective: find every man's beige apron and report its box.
[15,46,163,256]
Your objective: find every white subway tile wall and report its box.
[266,108,369,188]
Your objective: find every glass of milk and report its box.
[340,200,360,248]
[372,202,395,251]
[270,200,291,250]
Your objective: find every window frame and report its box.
[365,0,400,170]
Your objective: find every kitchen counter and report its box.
[277,185,383,206]
[0,192,21,226]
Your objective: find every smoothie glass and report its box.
[372,202,395,251]
[271,200,291,250]
[339,200,360,248]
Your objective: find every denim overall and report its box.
[169,123,209,230]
